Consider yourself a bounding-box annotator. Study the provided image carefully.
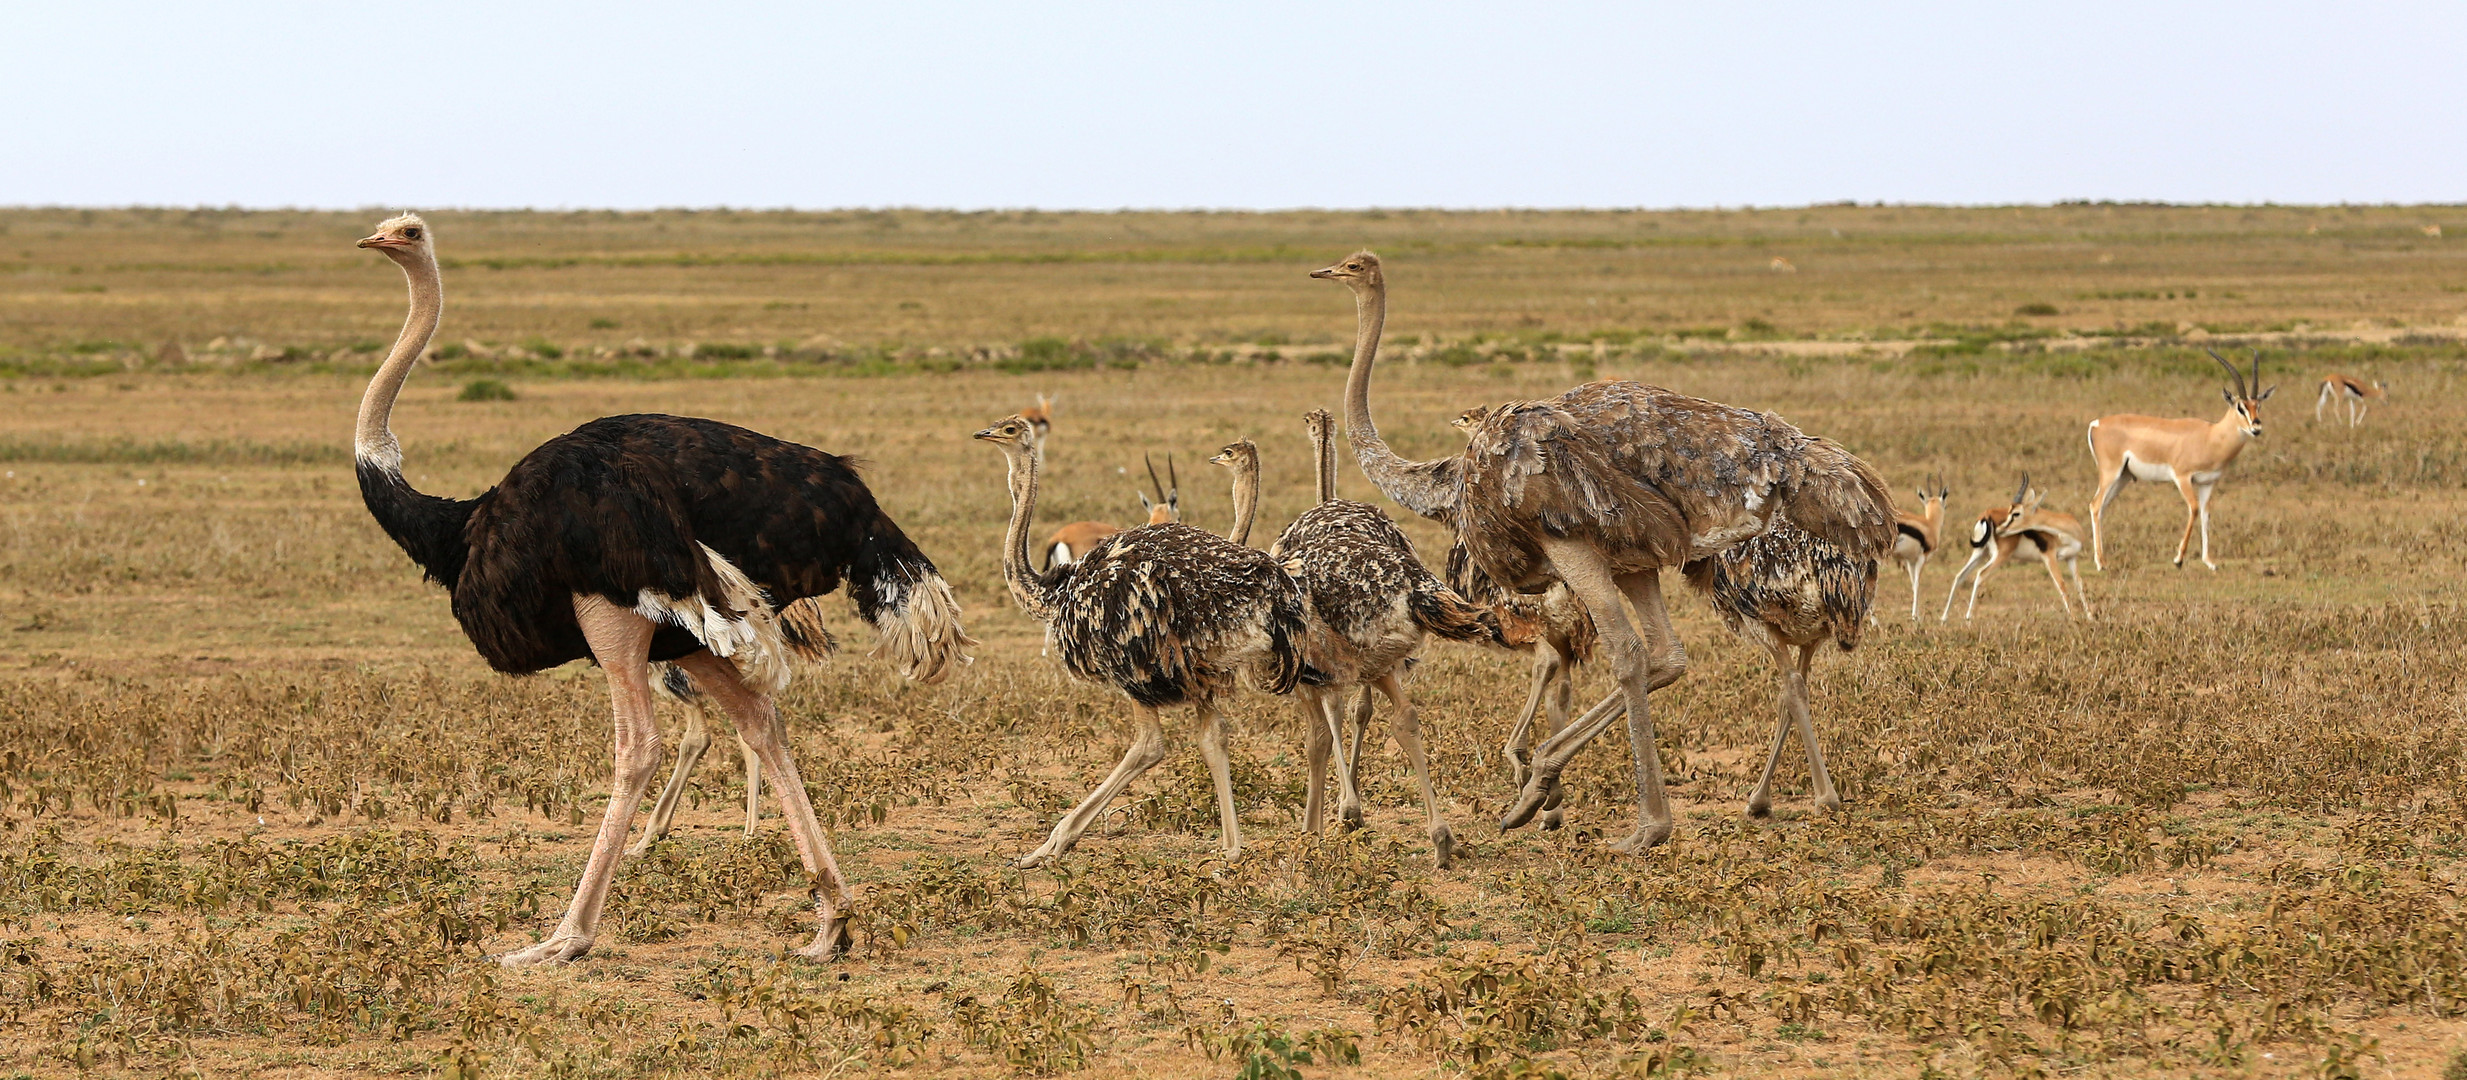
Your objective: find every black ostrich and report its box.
[351,214,975,966]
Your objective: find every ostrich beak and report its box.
[358,233,400,249]
[1308,264,1340,279]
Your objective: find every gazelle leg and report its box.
[2040,549,2074,618]
[1906,558,1925,623]
[1018,705,1170,868]
[2171,478,2201,568]
[2066,556,2095,621]
[631,696,715,856]
[2195,483,2217,570]
[1373,671,1454,868]
[2091,469,2129,571]
[500,596,661,967]
[1745,637,1795,819]
[1193,698,1243,861]
[2316,383,2331,422]
[2355,401,2367,427]
[673,651,853,960]
[1791,645,1841,810]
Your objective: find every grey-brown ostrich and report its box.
[1214,416,1502,867]
[976,416,1309,867]
[352,214,974,965]
[1683,516,1878,816]
[1316,251,1894,852]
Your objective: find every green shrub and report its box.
[2015,302,2061,316]
[518,337,564,360]
[457,379,516,402]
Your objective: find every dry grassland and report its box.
[2,208,2466,1079]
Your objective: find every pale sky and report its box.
[4,2,2459,210]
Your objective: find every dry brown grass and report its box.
[3,209,2467,1078]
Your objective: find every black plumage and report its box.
[350,213,971,967]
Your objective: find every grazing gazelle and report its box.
[1943,475,2094,622]
[2314,374,2388,428]
[1890,475,1949,622]
[1040,454,1179,571]
[2088,349,2274,571]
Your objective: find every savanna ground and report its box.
[2,206,2466,1079]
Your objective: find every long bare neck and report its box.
[998,447,1062,622]
[1339,281,1457,514]
[1227,458,1259,546]
[1311,425,1336,504]
[354,252,443,474]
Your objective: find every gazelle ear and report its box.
[2222,388,2237,405]
[2258,384,2276,400]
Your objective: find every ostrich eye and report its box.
[404,227,422,239]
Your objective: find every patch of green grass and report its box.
[457,378,517,402]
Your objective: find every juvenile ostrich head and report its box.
[1309,250,1383,290]
[1207,438,1258,472]
[1451,405,1494,431]
[972,414,1040,459]
[357,213,435,265]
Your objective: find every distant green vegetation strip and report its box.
[0,436,347,466]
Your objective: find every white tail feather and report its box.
[633,544,795,695]
[867,571,978,685]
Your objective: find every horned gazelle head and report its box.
[1138,453,1180,524]
[1914,473,1949,516]
[1992,473,2035,537]
[2209,348,2275,438]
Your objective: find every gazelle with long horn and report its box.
[1890,475,1949,623]
[1943,474,2094,621]
[2087,349,2274,571]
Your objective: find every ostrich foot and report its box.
[1339,803,1365,832]
[1498,772,1561,831]
[1015,838,1074,870]
[1746,790,1773,819]
[1815,789,1845,813]
[1541,807,1564,831]
[1606,820,1674,855]
[793,915,853,962]
[1505,747,1531,788]
[497,932,592,967]
[1429,824,1455,870]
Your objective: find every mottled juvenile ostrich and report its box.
[976,416,1308,867]
[1316,251,1893,852]
[352,214,974,965]
[1214,417,1502,867]
[1683,517,1877,816]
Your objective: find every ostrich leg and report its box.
[1744,638,1798,819]
[1498,542,1687,853]
[1299,691,1363,834]
[1502,648,1565,788]
[1374,671,1455,868]
[1791,645,1842,811]
[1193,698,1244,860]
[500,596,663,967]
[1019,706,1170,868]
[672,650,856,960]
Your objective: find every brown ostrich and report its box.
[1315,251,1893,852]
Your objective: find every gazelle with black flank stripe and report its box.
[1943,474,2094,622]
[1890,475,1949,623]
[2314,373,2388,428]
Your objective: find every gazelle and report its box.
[2088,349,2274,571]
[1890,475,1949,622]
[1019,394,1055,441]
[1942,475,2094,621]
[1039,454,1178,571]
[2314,374,2387,428]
